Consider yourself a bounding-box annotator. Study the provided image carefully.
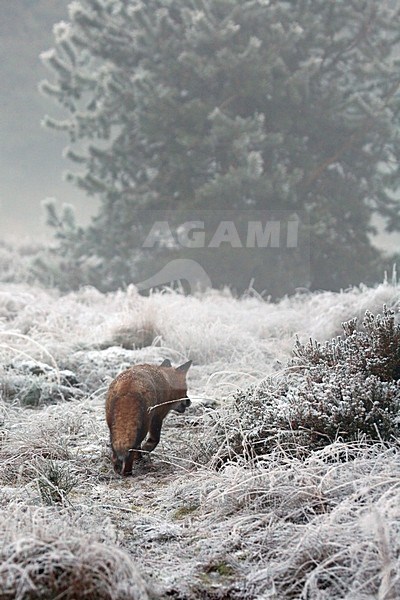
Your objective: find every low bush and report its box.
[0,361,81,407]
[214,306,400,462]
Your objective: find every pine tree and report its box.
[41,0,400,294]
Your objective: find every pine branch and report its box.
[304,78,400,188]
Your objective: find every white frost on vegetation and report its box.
[0,279,399,598]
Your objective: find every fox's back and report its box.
[106,364,171,424]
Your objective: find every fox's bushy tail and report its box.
[110,394,146,475]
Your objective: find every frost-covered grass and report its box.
[0,280,399,599]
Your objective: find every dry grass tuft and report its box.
[0,508,149,600]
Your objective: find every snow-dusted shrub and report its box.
[294,305,400,382]
[31,247,107,293]
[213,306,400,462]
[0,361,81,406]
[0,241,40,286]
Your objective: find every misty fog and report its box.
[0,0,97,241]
[1,0,399,260]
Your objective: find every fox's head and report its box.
[160,359,192,412]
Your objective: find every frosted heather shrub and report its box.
[214,306,400,462]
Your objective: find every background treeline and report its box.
[32,0,400,297]
[2,0,400,296]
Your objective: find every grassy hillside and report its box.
[0,280,399,599]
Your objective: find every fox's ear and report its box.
[176,360,192,373]
[160,359,172,367]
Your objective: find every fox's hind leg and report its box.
[122,423,149,474]
[141,415,162,453]
[112,448,144,476]
[120,450,135,476]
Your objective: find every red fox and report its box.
[105,359,192,475]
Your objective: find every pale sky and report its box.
[0,1,98,243]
